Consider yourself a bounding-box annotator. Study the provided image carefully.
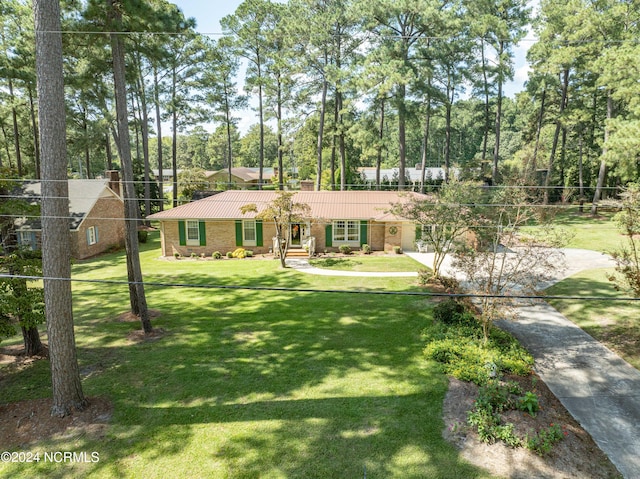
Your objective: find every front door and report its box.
[290,223,302,246]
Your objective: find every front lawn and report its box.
[309,254,424,272]
[546,268,640,370]
[549,207,623,252]
[0,232,495,479]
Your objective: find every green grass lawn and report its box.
[309,254,424,272]
[549,206,624,252]
[0,232,496,479]
[546,268,640,370]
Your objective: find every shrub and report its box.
[212,251,222,259]
[137,230,148,243]
[393,246,402,254]
[232,248,247,258]
[433,299,466,325]
[339,244,352,255]
[226,251,233,259]
[245,250,254,257]
[190,252,197,258]
[174,252,180,259]
[362,244,372,254]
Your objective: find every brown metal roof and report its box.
[148,190,428,221]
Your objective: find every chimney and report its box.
[106,170,121,197]
[300,180,314,191]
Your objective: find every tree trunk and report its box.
[135,54,151,223]
[277,78,284,191]
[34,0,86,417]
[480,39,490,172]
[397,82,407,190]
[171,66,179,206]
[530,87,546,174]
[257,61,265,190]
[153,67,164,211]
[492,41,505,185]
[8,78,22,176]
[27,85,40,179]
[316,77,328,191]
[420,89,431,194]
[591,95,613,214]
[108,0,151,333]
[544,69,569,204]
[105,132,113,170]
[22,324,45,357]
[376,98,384,191]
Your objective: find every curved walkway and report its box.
[290,249,640,478]
[284,258,418,277]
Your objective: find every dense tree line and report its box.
[1,0,639,204]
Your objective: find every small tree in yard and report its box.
[452,186,570,343]
[607,183,640,297]
[241,191,311,268]
[389,180,484,278]
[0,250,46,356]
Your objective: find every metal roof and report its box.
[148,190,429,222]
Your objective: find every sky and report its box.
[171,0,535,133]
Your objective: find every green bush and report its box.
[393,246,402,254]
[433,299,467,325]
[245,250,254,257]
[518,391,539,417]
[212,251,222,259]
[362,244,372,254]
[226,251,233,259]
[525,424,565,456]
[423,310,534,385]
[339,244,352,255]
[137,230,148,243]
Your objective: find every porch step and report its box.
[285,249,309,258]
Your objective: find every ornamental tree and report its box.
[241,191,311,268]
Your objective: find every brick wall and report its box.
[74,196,125,259]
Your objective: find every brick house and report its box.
[15,178,126,260]
[147,190,428,257]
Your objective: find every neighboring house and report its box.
[15,179,126,260]
[206,167,276,189]
[358,165,458,187]
[147,190,429,257]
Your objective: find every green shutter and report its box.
[256,220,263,247]
[235,220,243,246]
[360,221,368,246]
[415,224,422,241]
[178,221,186,246]
[199,221,206,246]
[325,224,332,247]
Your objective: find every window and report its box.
[19,231,35,250]
[186,220,200,245]
[243,220,256,246]
[87,226,98,245]
[333,220,359,243]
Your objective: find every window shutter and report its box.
[325,224,332,247]
[178,221,186,246]
[256,220,263,247]
[415,224,422,241]
[360,221,368,246]
[199,221,206,246]
[30,232,37,250]
[235,220,243,246]
[86,228,91,245]
[95,226,99,243]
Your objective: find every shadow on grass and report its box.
[309,257,360,269]
[0,246,496,478]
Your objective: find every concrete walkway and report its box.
[284,258,418,277]
[290,249,640,478]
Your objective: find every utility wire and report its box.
[2,273,639,302]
